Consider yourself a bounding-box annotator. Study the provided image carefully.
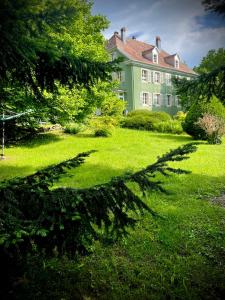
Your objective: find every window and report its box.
[175,59,179,68]
[142,69,148,82]
[141,92,152,106]
[154,93,161,106]
[165,73,171,86]
[154,72,160,83]
[141,92,149,106]
[166,95,172,106]
[118,92,124,100]
[153,54,158,63]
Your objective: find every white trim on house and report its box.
[140,91,152,107]
[141,68,149,82]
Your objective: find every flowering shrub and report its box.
[196,113,225,144]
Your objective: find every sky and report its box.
[92,0,225,68]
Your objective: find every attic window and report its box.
[153,54,158,63]
[175,59,179,68]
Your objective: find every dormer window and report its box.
[175,59,179,68]
[153,54,158,63]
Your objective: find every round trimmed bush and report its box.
[127,110,171,122]
[183,96,225,139]
[121,115,160,130]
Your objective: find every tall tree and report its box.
[0,0,119,118]
[193,48,225,74]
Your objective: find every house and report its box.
[107,28,197,115]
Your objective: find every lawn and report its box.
[1,128,225,299]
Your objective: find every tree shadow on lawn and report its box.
[0,165,34,184]
[17,132,63,148]
[150,132,195,143]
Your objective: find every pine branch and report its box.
[0,143,198,256]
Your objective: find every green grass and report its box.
[1,128,225,299]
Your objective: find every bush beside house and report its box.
[183,96,225,140]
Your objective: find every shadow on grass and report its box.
[0,165,34,184]
[18,133,63,148]
[151,133,194,143]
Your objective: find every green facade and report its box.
[113,50,196,115]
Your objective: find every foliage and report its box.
[196,113,225,144]
[0,0,121,136]
[0,143,197,253]
[127,110,171,122]
[193,48,225,74]
[121,115,159,130]
[202,0,225,16]
[90,81,126,118]
[152,120,183,134]
[183,95,225,139]
[173,111,187,122]
[89,116,117,136]
[94,128,112,137]
[64,123,84,135]
[173,65,225,109]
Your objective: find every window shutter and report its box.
[140,92,143,106]
[160,72,164,84]
[148,71,151,83]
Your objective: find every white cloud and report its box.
[93,0,225,67]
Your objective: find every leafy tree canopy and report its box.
[0,0,118,104]
[193,48,225,74]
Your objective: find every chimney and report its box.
[121,27,127,43]
[132,36,136,40]
[156,36,161,50]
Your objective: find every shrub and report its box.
[196,113,225,144]
[127,110,171,122]
[89,116,115,137]
[153,120,183,134]
[121,115,160,130]
[183,96,225,139]
[64,123,83,134]
[94,128,112,137]
[174,111,187,122]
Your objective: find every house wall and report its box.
[112,50,196,116]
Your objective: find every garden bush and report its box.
[94,128,112,137]
[89,116,116,137]
[183,96,225,139]
[127,109,171,122]
[121,115,160,130]
[153,120,183,134]
[174,111,187,122]
[64,123,83,134]
[196,113,225,144]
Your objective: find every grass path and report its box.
[1,128,225,299]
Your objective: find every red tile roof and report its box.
[107,34,196,75]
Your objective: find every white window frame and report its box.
[118,92,125,101]
[141,69,148,82]
[153,93,161,106]
[165,73,172,86]
[166,94,172,107]
[154,71,160,84]
[175,59,179,69]
[153,54,158,64]
[141,92,151,107]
